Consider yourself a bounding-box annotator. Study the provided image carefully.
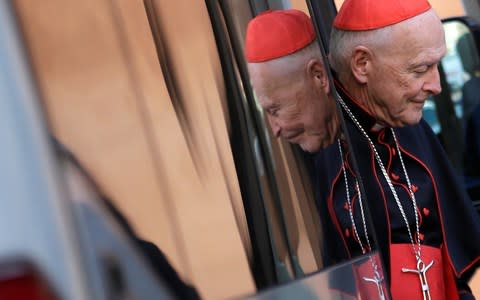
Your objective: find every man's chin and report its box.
[387,115,421,128]
[401,113,423,127]
[299,142,321,153]
[298,137,338,153]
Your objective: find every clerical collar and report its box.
[333,79,385,133]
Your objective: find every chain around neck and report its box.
[337,139,371,254]
[337,95,422,261]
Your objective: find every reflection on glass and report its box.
[442,21,475,120]
[245,253,389,300]
[441,20,480,201]
[423,98,441,134]
[243,6,385,290]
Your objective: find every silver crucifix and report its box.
[401,259,434,300]
[362,269,386,300]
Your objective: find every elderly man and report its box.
[245,1,480,299]
[246,9,340,153]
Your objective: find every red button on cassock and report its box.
[423,207,430,216]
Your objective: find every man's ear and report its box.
[350,46,372,84]
[307,59,330,94]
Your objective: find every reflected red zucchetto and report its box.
[333,0,431,30]
[245,9,315,63]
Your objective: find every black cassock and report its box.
[313,81,480,297]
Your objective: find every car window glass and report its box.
[438,19,480,209]
[232,0,387,295]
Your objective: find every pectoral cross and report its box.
[401,259,434,300]
[362,269,386,300]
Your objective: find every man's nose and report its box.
[423,66,442,95]
[268,116,281,137]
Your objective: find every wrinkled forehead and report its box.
[253,80,286,107]
[250,72,302,109]
[256,94,276,110]
[249,63,292,95]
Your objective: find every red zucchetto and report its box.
[333,0,431,31]
[245,9,315,63]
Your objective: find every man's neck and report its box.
[337,77,390,128]
[339,78,372,111]
[334,77,388,132]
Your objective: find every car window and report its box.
[13,0,387,298]
[423,18,480,212]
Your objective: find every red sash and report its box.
[390,244,458,300]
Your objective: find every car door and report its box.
[7,0,402,299]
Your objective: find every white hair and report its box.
[249,41,323,80]
[329,26,393,75]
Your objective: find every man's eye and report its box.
[413,66,429,74]
[268,108,279,117]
